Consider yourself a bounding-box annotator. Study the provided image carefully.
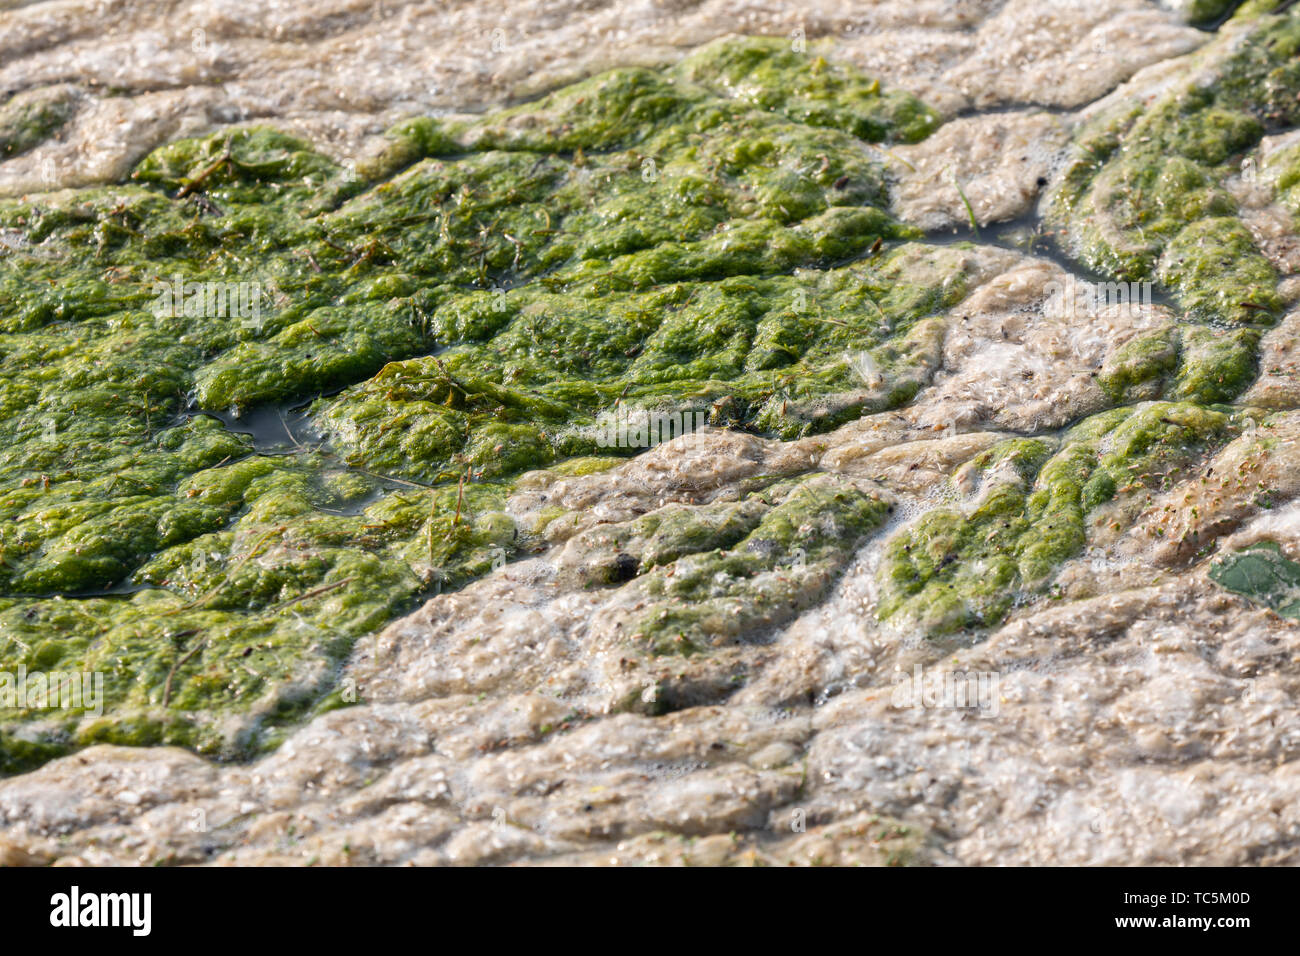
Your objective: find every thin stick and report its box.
[345,465,433,490]
[167,524,285,614]
[945,165,980,238]
[177,138,233,198]
[278,409,307,452]
[264,576,354,613]
[162,633,207,708]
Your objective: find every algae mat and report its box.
[0,37,970,765]
[0,15,1287,756]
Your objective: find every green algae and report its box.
[1264,139,1300,222]
[1097,327,1182,402]
[1094,323,1261,406]
[631,475,891,655]
[1157,219,1280,327]
[877,403,1238,636]
[0,87,76,160]
[1047,8,1298,326]
[1209,539,1300,618]
[316,245,983,483]
[672,37,939,144]
[0,39,945,767]
[1184,0,1242,25]
[1169,325,1261,403]
[1,19,1290,767]
[564,495,773,589]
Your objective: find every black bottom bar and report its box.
[0,865,1284,943]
